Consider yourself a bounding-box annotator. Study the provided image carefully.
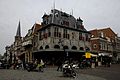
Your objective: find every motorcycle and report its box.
[26,62,37,72]
[26,62,44,72]
[62,64,76,78]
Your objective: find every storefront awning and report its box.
[98,53,112,57]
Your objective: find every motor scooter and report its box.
[63,64,76,78]
[27,62,37,72]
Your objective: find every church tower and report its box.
[15,21,22,41]
[13,21,22,62]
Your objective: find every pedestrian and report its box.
[13,63,17,70]
[37,59,44,72]
[107,58,111,67]
[57,61,63,71]
[23,61,26,70]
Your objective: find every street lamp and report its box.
[58,39,68,60]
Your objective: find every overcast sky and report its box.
[0,0,120,55]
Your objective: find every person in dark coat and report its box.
[57,60,63,71]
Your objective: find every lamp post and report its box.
[58,39,68,60]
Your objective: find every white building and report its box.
[33,9,91,64]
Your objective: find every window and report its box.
[91,35,94,38]
[93,44,97,49]
[80,47,84,50]
[67,34,69,39]
[85,34,88,41]
[59,32,61,38]
[54,45,60,49]
[72,33,74,39]
[80,25,84,29]
[79,32,82,40]
[86,47,90,51]
[63,46,69,49]
[99,43,102,50]
[99,31,104,38]
[55,12,59,17]
[39,32,42,40]
[44,33,47,38]
[45,45,49,49]
[82,37,84,41]
[63,21,69,26]
[71,46,77,50]
[54,27,59,37]
[40,46,43,50]
[48,27,51,37]
[63,29,69,39]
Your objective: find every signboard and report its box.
[85,52,91,58]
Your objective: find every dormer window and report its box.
[55,12,59,17]
[98,31,104,38]
[91,35,94,38]
[63,21,69,26]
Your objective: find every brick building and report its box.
[89,28,118,62]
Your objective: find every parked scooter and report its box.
[16,63,22,69]
[26,62,37,72]
[26,61,44,72]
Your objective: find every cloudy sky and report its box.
[0,0,120,55]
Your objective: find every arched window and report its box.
[45,45,49,49]
[86,47,90,51]
[71,46,77,50]
[63,46,69,49]
[80,47,84,50]
[40,46,43,50]
[54,45,60,49]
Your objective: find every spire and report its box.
[16,20,21,37]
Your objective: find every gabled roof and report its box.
[24,22,42,38]
[32,22,42,34]
[90,27,117,35]
[89,27,117,38]
[98,27,117,36]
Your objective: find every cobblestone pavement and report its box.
[78,64,120,80]
[0,67,106,80]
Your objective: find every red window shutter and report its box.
[79,36,82,40]
[82,37,84,41]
